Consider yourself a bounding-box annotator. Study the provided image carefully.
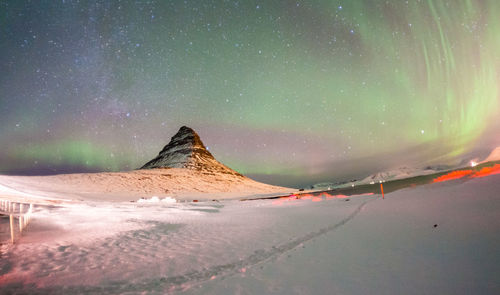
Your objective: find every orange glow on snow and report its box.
[272,192,373,205]
[333,194,350,199]
[300,194,314,200]
[272,194,298,205]
[433,164,500,183]
[471,164,500,178]
[360,193,375,196]
[312,196,322,202]
[433,170,473,183]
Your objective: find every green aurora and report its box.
[0,0,499,186]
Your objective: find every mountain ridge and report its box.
[141,126,243,177]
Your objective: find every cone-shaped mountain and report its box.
[141,126,242,176]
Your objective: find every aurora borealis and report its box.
[1,1,499,186]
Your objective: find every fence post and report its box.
[19,215,23,233]
[10,214,15,244]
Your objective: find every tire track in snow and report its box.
[6,197,378,294]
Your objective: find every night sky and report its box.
[1,0,499,187]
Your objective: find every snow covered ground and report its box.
[0,168,293,203]
[1,174,499,294]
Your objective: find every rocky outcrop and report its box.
[141,126,242,176]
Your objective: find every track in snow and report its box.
[9,197,377,294]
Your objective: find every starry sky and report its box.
[1,0,499,187]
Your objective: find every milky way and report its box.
[1,1,499,186]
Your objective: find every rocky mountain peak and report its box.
[159,125,213,157]
[141,126,242,176]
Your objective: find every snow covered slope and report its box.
[359,166,440,183]
[0,168,292,203]
[483,146,500,163]
[1,174,499,294]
